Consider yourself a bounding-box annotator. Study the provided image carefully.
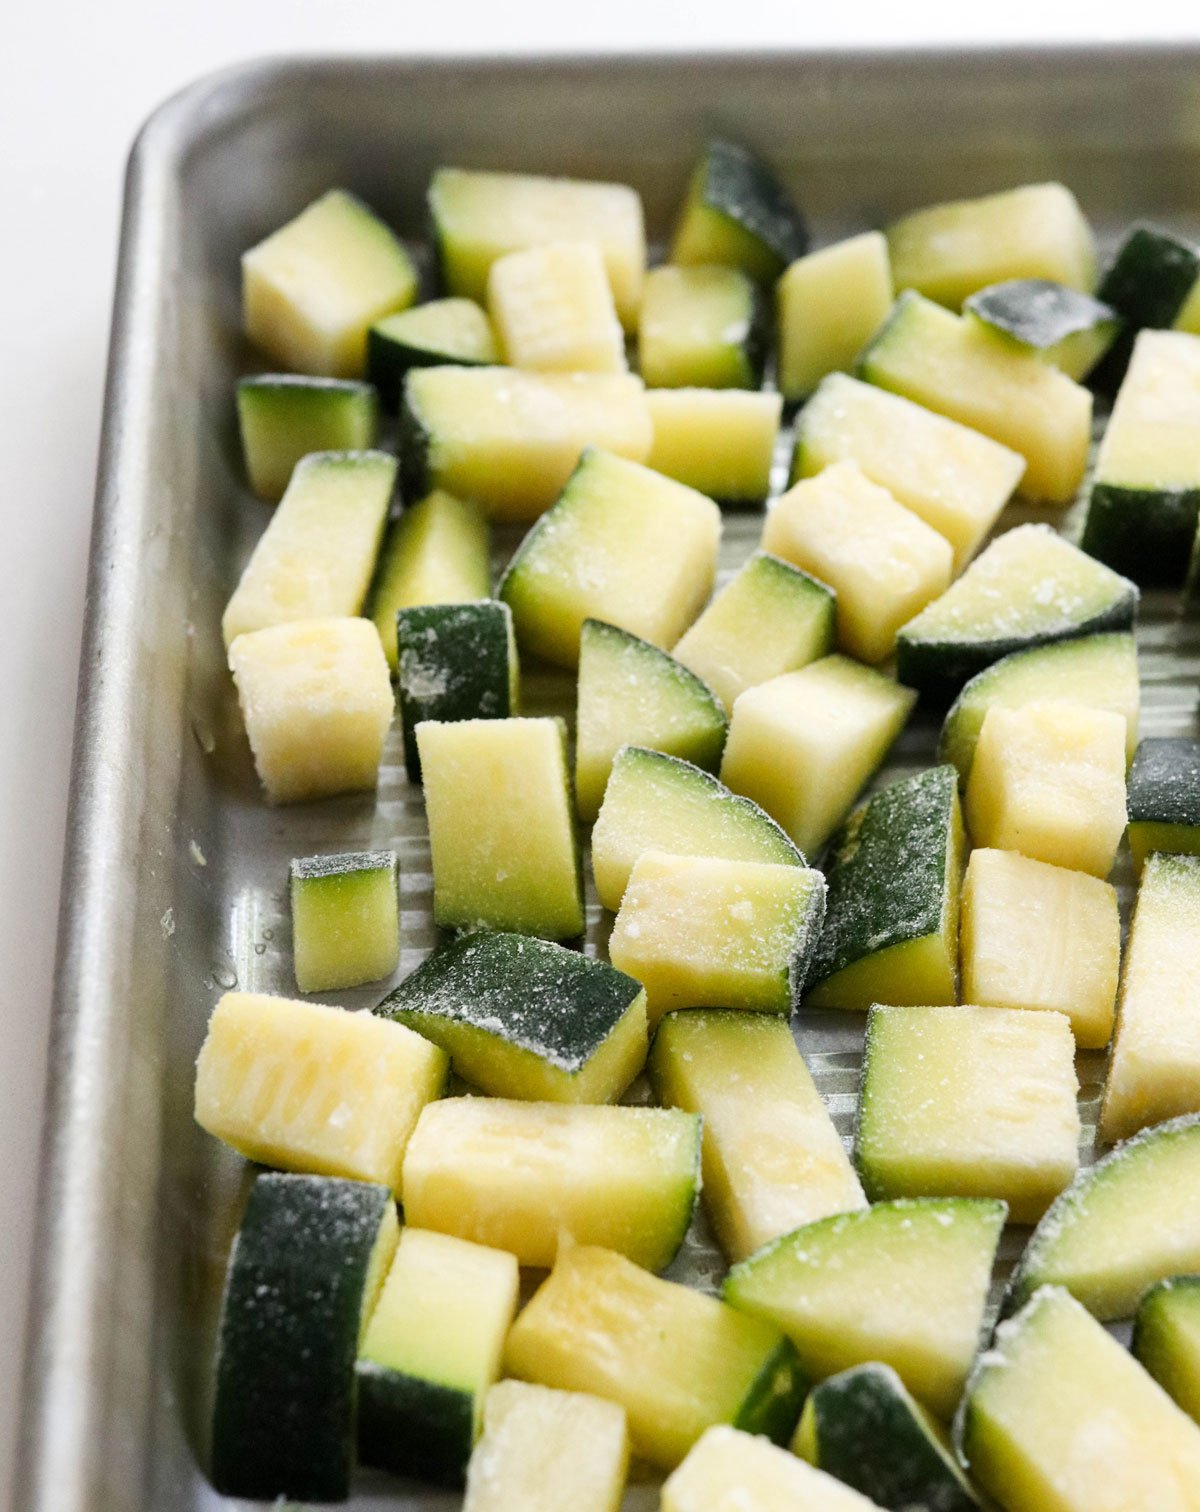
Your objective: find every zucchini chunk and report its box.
[395,600,518,780]
[896,523,1139,700]
[368,489,491,671]
[417,717,583,939]
[938,632,1140,786]
[228,617,393,804]
[401,367,652,523]
[357,1227,518,1484]
[960,848,1119,1049]
[575,619,726,821]
[670,138,808,284]
[499,448,720,667]
[591,746,803,912]
[488,241,626,373]
[463,1381,630,1512]
[377,931,648,1104]
[290,850,399,993]
[648,1010,865,1262]
[719,656,915,858]
[638,264,766,389]
[1094,222,1200,388]
[608,850,826,1023]
[505,1244,807,1469]
[1127,736,1200,875]
[792,373,1025,571]
[794,1363,981,1512]
[645,388,782,504]
[963,278,1120,380]
[1134,1278,1200,1425]
[958,1286,1200,1512]
[211,1173,398,1501]
[859,292,1092,503]
[673,552,835,713]
[763,461,953,664]
[242,188,419,377]
[777,232,895,401]
[885,182,1096,309]
[1082,329,1200,584]
[194,990,447,1189]
[663,1425,882,1512]
[1100,852,1200,1143]
[806,766,964,1012]
[428,166,646,329]
[965,701,1128,878]
[1006,1112,1200,1319]
[222,449,394,647]
[368,298,498,409]
[855,1003,1080,1223]
[237,375,379,501]
[401,1099,700,1271]
[724,1198,1004,1420]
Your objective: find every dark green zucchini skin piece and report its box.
[356,1364,474,1486]
[210,1173,394,1502]
[700,139,809,274]
[1092,224,1200,392]
[1082,482,1200,587]
[731,1335,810,1445]
[965,279,1118,350]
[1128,738,1200,828]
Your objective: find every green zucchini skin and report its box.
[210,1173,394,1502]
[731,1336,810,1445]
[964,279,1118,351]
[1093,223,1200,391]
[1082,482,1200,587]
[356,1364,474,1486]
[1128,738,1200,828]
[693,139,808,277]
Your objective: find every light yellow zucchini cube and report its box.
[489,241,626,373]
[646,388,782,503]
[663,1426,882,1512]
[777,232,894,400]
[638,264,763,389]
[961,847,1119,1048]
[965,701,1128,877]
[763,461,953,663]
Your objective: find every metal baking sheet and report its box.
[17,45,1200,1512]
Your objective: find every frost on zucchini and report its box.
[290,850,399,993]
[1126,737,1200,875]
[663,1425,881,1512]
[963,278,1119,380]
[776,231,894,401]
[670,138,808,284]
[237,375,379,501]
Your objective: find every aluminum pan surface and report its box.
[17,46,1200,1512]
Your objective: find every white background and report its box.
[1,2,1198,1502]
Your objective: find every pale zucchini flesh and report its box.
[289,849,400,993]
[645,388,782,504]
[638,264,765,389]
[776,231,894,400]
[488,240,627,373]
[662,1425,882,1512]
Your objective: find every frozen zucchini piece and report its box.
[237,375,379,501]
[764,461,953,664]
[608,850,826,1024]
[938,631,1140,785]
[1127,737,1200,874]
[402,367,652,523]
[960,848,1119,1048]
[401,1098,700,1271]
[463,1381,630,1512]
[1134,1278,1200,1425]
[777,232,894,400]
[591,746,803,912]
[211,1173,398,1501]
[792,373,1025,571]
[395,600,517,780]
[194,990,446,1189]
[228,617,393,804]
[664,1424,882,1512]
[1100,852,1200,1143]
[242,189,418,377]
[806,766,964,1011]
[720,656,915,857]
[222,449,394,647]
[290,850,399,993]
[671,138,808,284]
[958,1285,1200,1512]
[1006,1112,1200,1319]
[356,1227,518,1484]
[417,716,583,938]
[964,278,1120,380]
[377,931,648,1104]
[645,388,782,504]
[428,166,646,329]
[505,1244,807,1469]
[965,701,1128,878]
[368,489,491,670]
[859,293,1093,503]
[575,619,726,821]
[368,297,498,409]
[1094,222,1200,388]
[885,182,1096,309]
[896,523,1138,700]
[488,240,626,373]
[724,1198,1004,1419]
[499,448,720,667]
[638,264,766,389]
[856,1003,1080,1223]
[648,1010,865,1261]
[794,1363,981,1512]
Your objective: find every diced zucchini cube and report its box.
[1134,1278,1200,1426]
[663,1425,878,1512]
[290,850,399,993]
[236,375,379,501]
[1127,737,1200,875]
[638,264,765,389]
[777,232,894,400]
[964,278,1120,381]
[1096,222,1200,394]
[670,139,808,284]
[645,388,782,504]
[488,240,626,373]
[368,297,498,409]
